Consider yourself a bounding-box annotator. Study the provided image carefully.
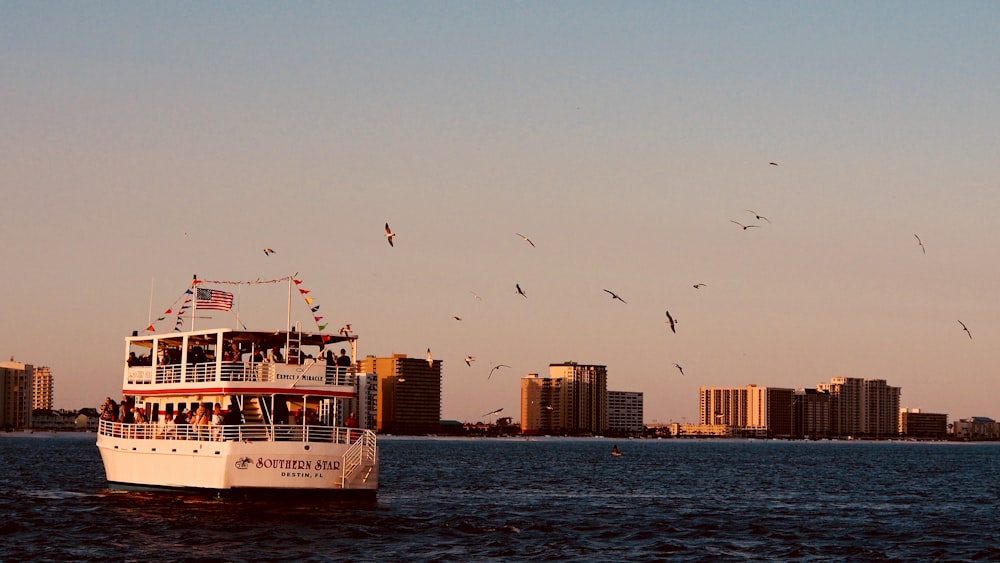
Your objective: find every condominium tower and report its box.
[358,353,442,435]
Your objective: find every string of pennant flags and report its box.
[143,274,329,334]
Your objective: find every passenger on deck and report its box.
[160,411,175,439]
[194,406,210,439]
[268,345,284,363]
[211,403,224,440]
[190,346,207,364]
[337,349,352,368]
[127,352,139,366]
[345,412,358,428]
[221,403,242,441]
[325,349,335,364]
[174,408,190,439]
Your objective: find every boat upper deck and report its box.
[124,327,358,393]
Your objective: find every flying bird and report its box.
[465,355,475,366]
[263,248,276,256]
[516,284,527,298]
[482,407,504,417]
[488,364,511,379]
[692,283,707,289]
[769,162,779,166]
[730,220,759,230]
[958,320,972,340]
[515,233,536,247]
[452,316,462,321]
[426,348,433,367]
[603,289,627,304]
[745,209,771,223]
[665,310,677,333]
[673,363,685,376]
[470,291,483,302]
[914,234,926,254]
[384,223,395,247]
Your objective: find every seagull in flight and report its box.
[489,364,511,379]
[452,316,462,321]
[516,284,527,298]
[745,209,771,223]
[426,348,434,367]
[914,234,926,254]
[673,363,685,376]
[603,289,627,304]
[958,320,972,340]
[482,407,504,417]
[263,248,276,256]
[665,310,677,333]
[515,233,536,247]
[465,355,475,366]
[384,223,395,247]
[769,162,779,166]
[692,283,707,289]
[470,291,483,302]
[730,220,759,230]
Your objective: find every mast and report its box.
[191,273,198,332]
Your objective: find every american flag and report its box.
[196,288,234,311]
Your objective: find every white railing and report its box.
[125,363,356,386]
[98,420,370,445]
[341,430,378,488]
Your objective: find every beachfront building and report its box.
[607,390,643,437]
[792,388,831,439]
[699,386,749,427]
[520,373,563,435]
[698,385,793,438]
[520,362,609,436]
[360,353,442,435]
[549,362,608,435]
[1,358,33,430]
[747,385,794,438]
[31,366,53,410]
[898,408,948,439]
[862,379,901,439]
[817,377,864,438]
[951,416,1000,440]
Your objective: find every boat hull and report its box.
[96,433,377,495]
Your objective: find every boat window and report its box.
[164,403,174,420]
[148,402,159,423]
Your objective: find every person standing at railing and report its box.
[175,408,190,439]
[210,403,224,440]
[221,403,242,441]
[159,410,175,439]
[193,406,210,440]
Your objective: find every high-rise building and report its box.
[699,386,749,427]
[1,358,34,430]
[747,385,794,438]
[862,379,900,438]
[607,390,643,436]
[699,385,792,438]
[32,366,53,410]
[520,373,564,435]
[358,353,441,435]
[817,377,863,437]
[792,388,831,439]
[549,362,607,435]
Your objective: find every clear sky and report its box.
[2,2,998,423]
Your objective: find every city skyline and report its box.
[2,3,998,423]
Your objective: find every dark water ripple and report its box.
[2,434,1000,561]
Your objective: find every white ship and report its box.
[96,277,377,499]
